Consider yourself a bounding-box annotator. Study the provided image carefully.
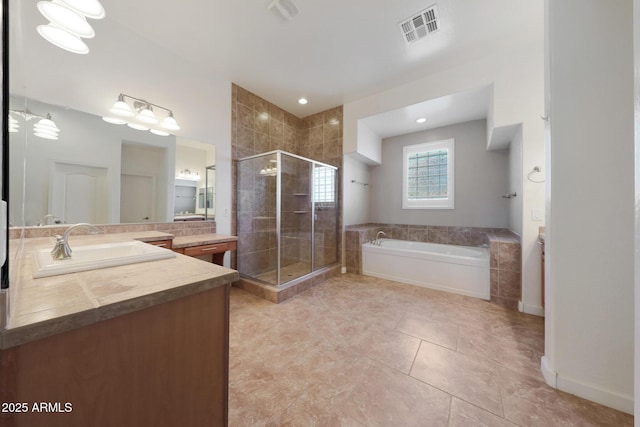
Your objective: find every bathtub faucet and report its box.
[375,231,386,246]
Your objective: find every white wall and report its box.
[343,35,545,314]
[508,127,523,236]
[369,120,509,227]
[545,0,634,414]
[343,153,371,227]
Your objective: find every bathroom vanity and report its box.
[0,232,238,427]
[172,234,238,265]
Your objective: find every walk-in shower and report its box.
[237,150,339,287]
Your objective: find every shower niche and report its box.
[237,151,339,289]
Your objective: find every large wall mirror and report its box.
[8,0,217,228]
[9,95,215,226]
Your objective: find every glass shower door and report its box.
[236,152,278,286]
[313,163,338,270]
[278,152,312,285]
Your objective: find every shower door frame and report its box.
[238,150,338,287]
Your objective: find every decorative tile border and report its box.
[11,221,217,240]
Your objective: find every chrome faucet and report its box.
[51,223,100,260]
[375,231,386,246]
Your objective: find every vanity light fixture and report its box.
[150,129,170,136]
[9,110,61,140]
[136,103,158,124]
[127,122,149,131]
[108,94,134,117]
[177,169,200,181]
[33,114,61,140]
[8,114,19,133]
[102,93,181,136]
[36,0,105,54]
[259,159,278,176]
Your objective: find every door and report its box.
[49,162,109,224]
[120,174,154,223]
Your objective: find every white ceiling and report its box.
[10,0,542,139]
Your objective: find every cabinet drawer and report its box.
[183,241,236,256]
[146,239,173,249]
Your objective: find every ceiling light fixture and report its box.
[298,97,308,105]
[416,117,426,124]
[36,0,105,54]
[9,110,61,140]
[103,93,180,136]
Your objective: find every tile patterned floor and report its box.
[228,274,633,426]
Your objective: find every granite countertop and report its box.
[2,231,239,349]
[172,233,238,249]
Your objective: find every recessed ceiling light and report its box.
[416,117,426,124]
[298,98,308,105]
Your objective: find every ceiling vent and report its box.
[399,5,440,44]
[268,0,300,20]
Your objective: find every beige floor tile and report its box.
[228,275,632,426]
[450,398,518,427]
[336,363,451,427]
[396,311,459,350]
[498,366,633,427]
[456,326,541,374]
[410,340,504,416]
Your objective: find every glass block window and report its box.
[313,166,335,203]
[402,139,454,209]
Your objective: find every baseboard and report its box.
[341,267,347,274]
[522,302,544,317]
[556,374,634,415]
[540,355,556,387]
[540,355,634,415]
[517,300,523,312]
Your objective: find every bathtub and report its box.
[362,239,490,300]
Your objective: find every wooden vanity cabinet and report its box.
[0,284,230,427]
[144,239,173,249]
[173,241,237,266]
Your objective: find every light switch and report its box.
[532,208,543,221]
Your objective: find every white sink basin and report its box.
[33,240,177,278]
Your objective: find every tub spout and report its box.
[376,231,386,246]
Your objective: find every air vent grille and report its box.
[268,0,300,20]
[399,5,439,45]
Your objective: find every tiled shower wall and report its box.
[345,223,522,310]
[231,84,343,275]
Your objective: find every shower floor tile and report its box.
[253,262,312,285]
[228,274,633,426]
